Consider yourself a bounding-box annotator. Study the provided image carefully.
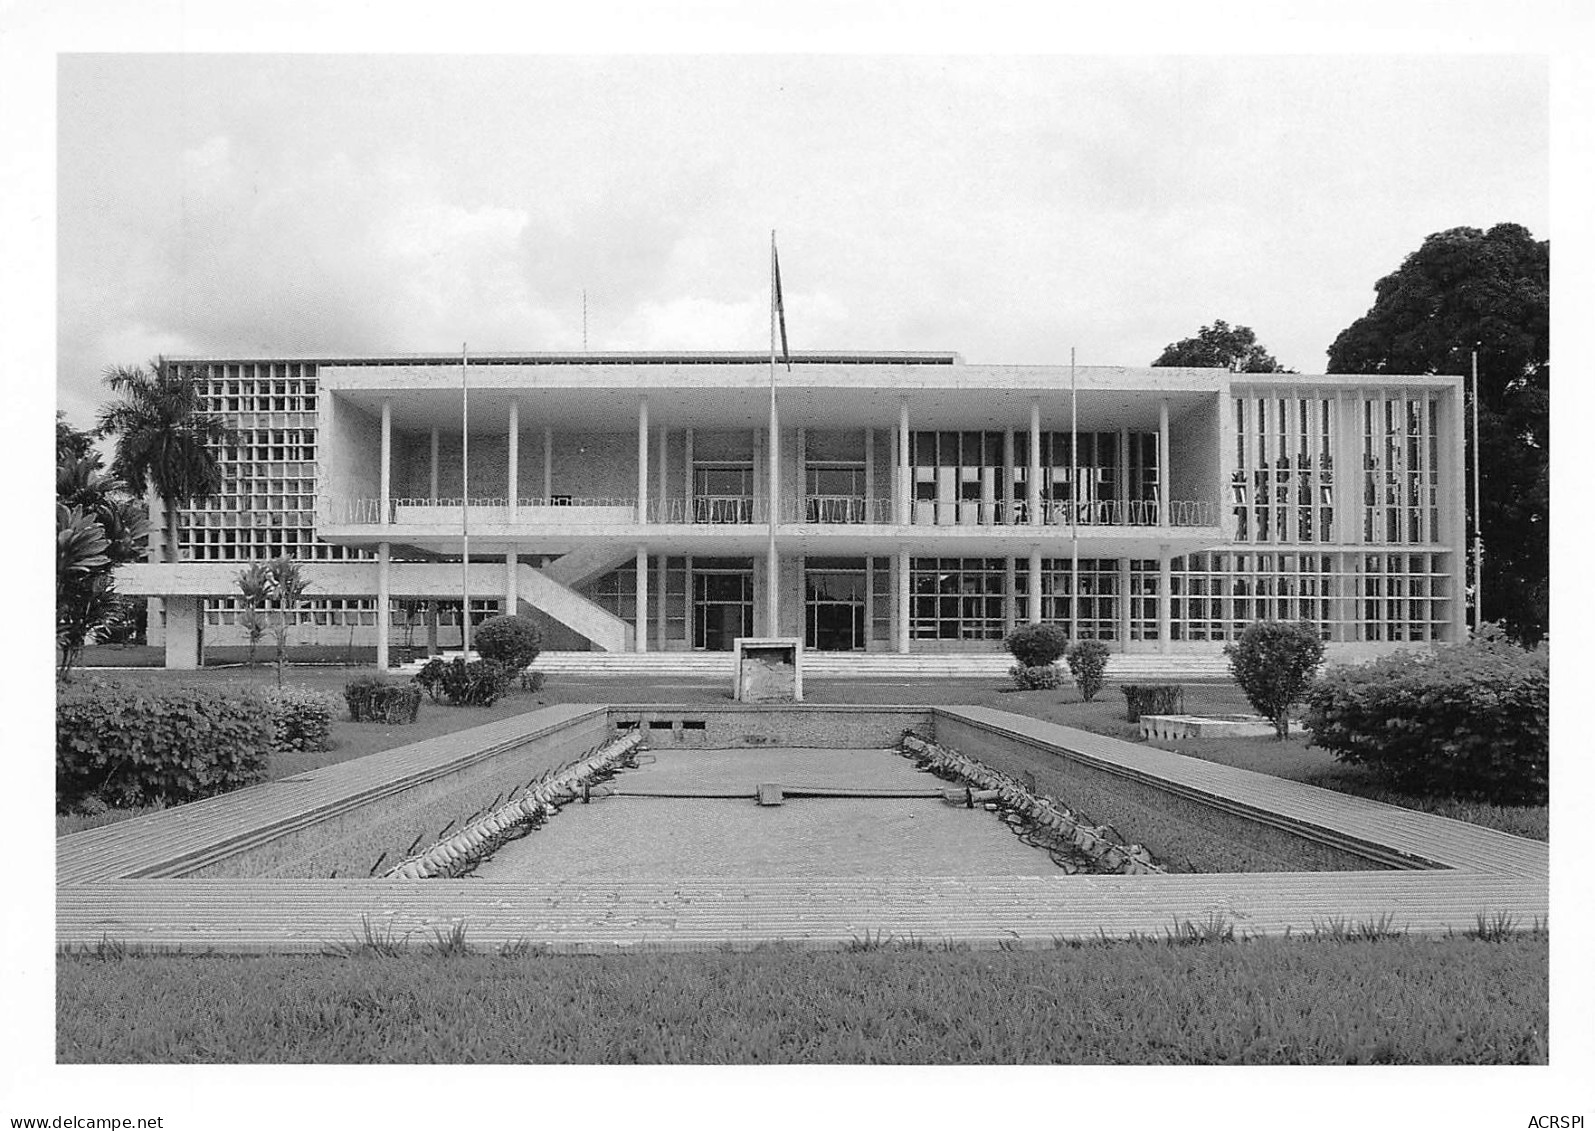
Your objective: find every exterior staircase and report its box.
[541,544,637,589]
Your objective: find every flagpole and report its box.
[461,342,471,657]
[767,231,779,636]
[1070,346,1079,639]
[1470,346,1482,635]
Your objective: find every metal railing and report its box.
[326,494,1217,529]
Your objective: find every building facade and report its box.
[119,352,1466,668]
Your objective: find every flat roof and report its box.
[172,350,964,367]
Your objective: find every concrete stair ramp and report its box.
[541,544,638,589]
[515,564,634,653]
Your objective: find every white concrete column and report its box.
[637,397,649,524]
[507,400,519,521]
[380,398,392,525]
[1003,428,1016,525]
[376,542,391,670]
[864,555,876,650]
[430,427,440,501]
[635,546,649,653]
[1027,546,1042,624]
[1158,545,1172,653]
[657,425,669,520]
[795,426,806,522]
[1118,425,1130,522]
[1158,398,1171,527]
[897,398,911,525]
[163,596,201,670]
[896,546,911,653]
[1028,398,1042,527]
[1118,556,1132,650]
[1004,555,1017,635]
[656,555,668,648]
[543,425,553,499]
[864,427,876,520]
[504,549,518,615]
[684,429,695,519]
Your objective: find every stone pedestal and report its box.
[732,637,803,703]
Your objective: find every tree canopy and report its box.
[1327,222,1548,642]
[96,359,236,563]
[1152,320,1290,373]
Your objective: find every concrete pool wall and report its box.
[57,703,1549,951]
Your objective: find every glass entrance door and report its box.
[804,559,869,651]
[693,569,754,650]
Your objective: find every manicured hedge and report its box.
[1008,664,1063,691]
[344,676,422,724]
[57,679,273,813]
[1122,684,1183,722]
[1302,639,1548,805]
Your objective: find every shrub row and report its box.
[1008,663,1063,691]
[1122,684,1183,722]
[344,676,422,724]
[1304,638,1548,805]
[57,680,272,813]
[415,657,514,707]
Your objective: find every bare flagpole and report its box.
[1070,346,1079,638]
[1470,346,1483,635]
[461,342,471,656]
[767,230,780,636]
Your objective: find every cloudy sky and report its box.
[57,53,1547,424]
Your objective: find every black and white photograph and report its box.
[6,3,1591,1128]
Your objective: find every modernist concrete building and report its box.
[119,351,1466,669]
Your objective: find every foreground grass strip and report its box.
[58,935,1546,1064]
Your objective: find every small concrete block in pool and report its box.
[733,637,803,702]
[1140,714,1279,741]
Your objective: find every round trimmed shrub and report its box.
[473,614,542,674]
[1004,623,1070,668]
[1303,638,1547,805]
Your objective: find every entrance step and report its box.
[523,651,1236,681]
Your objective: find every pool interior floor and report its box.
[470,746,1062,880]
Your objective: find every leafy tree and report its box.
[95,358,236,564]
[1326,223,1548,642]
[235,562,273,668]
[1065,639,1111,702]
[259,557,311,688]
[1223,620,1325,738]
[1152,320,1290,373]
[55,452,149,677]
[56,411,95,463]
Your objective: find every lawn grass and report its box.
[55,665,1548,841]
[56,931,1548,1064]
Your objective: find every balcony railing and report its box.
[326,494,1218,529]
[647,497,767,524]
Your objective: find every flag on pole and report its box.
[773,240,791,370]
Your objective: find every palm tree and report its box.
[95,358,235,563]
[235,562,273,668]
